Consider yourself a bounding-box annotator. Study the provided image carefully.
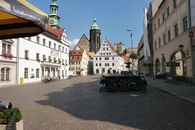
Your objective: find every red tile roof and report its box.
[122,55,129,62]
[46,25,64,40]
[69,50,84,61]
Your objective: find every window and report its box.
[112,63,115,66]
[112,57,114,60]
[24,68,28,78]
[159,38,161,47]
[99,63,101,66]
[54,43,56,49]
[58,45,61,51]
[99,58,101,60]
[36,69,39,78]
[28,37,31,41]
[7,45,11,53]
[154,24,156,31]
[96,58,98,60]
[168,30,171,41]
[43,39,46,46]
[105,63,109,66]
[163,34,166,45]
[43,55,46,61]
[105,57,109,60]
[36,53,40,61]
[62,47,64,52]
[173,0,177,9]
[49,41,51,48]
[167,7,170,17]
[49,56,51,62]
[1,68,10,81]
[158,19,160,27]
[54,58,57,63]
[2,43,6,54]
[174,23,178,37]
[25,50,29,59]
[183,16,188,32]
[37,36,40,43]
[96,63,98,66]
[162,13,165,21]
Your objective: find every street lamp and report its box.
[127,29,133,70]
[127,29,133,53]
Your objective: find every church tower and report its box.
[48,0,60,28]
[89,18,101,53]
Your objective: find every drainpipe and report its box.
[188,0,194,82]
[16,38,19,84]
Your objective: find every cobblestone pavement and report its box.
[0,75,195,130]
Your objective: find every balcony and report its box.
[2,53,13,59]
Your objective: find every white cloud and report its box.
[68,39,80,50]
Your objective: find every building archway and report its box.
[155,58,160,74]
[170,51,185,76]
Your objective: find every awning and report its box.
[0,0,48,39]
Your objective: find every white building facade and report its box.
[0,39,17,87]
[17,29,69,84]
[93,40,125,75]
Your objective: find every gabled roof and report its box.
[115,42,124,45]
[73,34,90,52]
[106,40,118,55]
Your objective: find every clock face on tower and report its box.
[50,19,54,24]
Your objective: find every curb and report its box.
[149,83,195,105]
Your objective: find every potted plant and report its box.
[0,101,23,130]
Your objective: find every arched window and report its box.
[155,58,160,74]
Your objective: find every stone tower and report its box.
[48,0,60,28]
[89,18,101,53]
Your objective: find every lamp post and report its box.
[127,29,133,54]
[127,29,133,70]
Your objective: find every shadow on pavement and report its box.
[36,78,195,130]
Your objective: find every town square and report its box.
[0,0,195,130]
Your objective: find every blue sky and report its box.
[28,0,152,49]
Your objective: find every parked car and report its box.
[69,71,77,77]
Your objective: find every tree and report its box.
[129,52,138,59]
[123,49,127,55]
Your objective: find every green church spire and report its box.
[49,0,60,28]
[91,18,100,30]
